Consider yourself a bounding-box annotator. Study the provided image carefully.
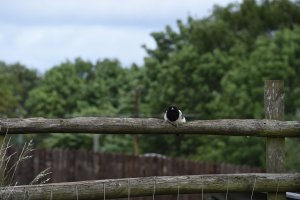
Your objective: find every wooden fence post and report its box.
[264,80,286,200]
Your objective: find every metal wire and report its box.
[128,179,131,200]
[152,177,156,200]
[75,185,79,200]
[225,175,229,200]
[251,176,257,200]
[275,178,280,200]
[177,178,180,200]
[201,178,204,200]
[103,183,106,200]
[50,185,53,200]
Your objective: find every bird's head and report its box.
[166,105,180,122]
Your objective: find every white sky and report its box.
[0,0,238,73]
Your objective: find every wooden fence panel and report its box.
[6,148,264,186]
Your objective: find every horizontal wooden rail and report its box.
[0,174,299,200]
[1,118,300,137]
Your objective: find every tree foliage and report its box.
[0,62,39,117]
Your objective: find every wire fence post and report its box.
[264,80,286,200]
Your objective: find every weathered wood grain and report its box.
[0,174,299,200]
[0,118,300,137]
[265,80,286,200]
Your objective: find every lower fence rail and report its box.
[0,173,299,200]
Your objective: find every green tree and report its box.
[140,0,300,167]
[17,0,300,170]
[0,76,17,116]
[26,58,138,151]
[26,58,91,117]
[0,61,39,117]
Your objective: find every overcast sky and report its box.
[0,0,238,73]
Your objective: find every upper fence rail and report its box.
[0,117,300,137]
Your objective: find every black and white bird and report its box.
[164,105,186,126]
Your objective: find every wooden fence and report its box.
[0,80,300,200]
[9,148,264,185]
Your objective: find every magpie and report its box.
[164,105,186,126]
